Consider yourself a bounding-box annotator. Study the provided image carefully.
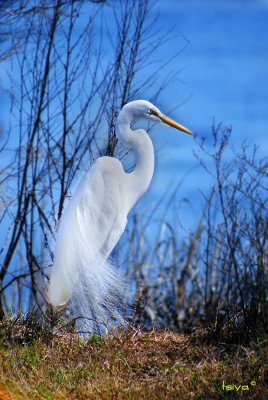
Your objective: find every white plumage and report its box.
[47,100,192,333]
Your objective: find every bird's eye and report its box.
[149,109,159,117]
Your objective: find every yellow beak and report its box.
[159,114,193,135]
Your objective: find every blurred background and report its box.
[0,0,267,339]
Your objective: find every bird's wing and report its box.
[47,156,128,309]
[76,156,128,255]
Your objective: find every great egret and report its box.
[47,100,192,332]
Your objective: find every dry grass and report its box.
[0,321,267,400]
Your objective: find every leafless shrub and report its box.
[0,0,185,319]
[197,124,268,339]
[122,124,267,340]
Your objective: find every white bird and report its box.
[47,100,192,333]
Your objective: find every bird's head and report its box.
[122,100,193,135]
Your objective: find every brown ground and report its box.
[0,329,267,399]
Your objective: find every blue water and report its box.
[1,0,268,255]
[157,0,268,140]
[1,0,267,316]
[136,0,268,229]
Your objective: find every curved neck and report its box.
[116,109,154,206]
